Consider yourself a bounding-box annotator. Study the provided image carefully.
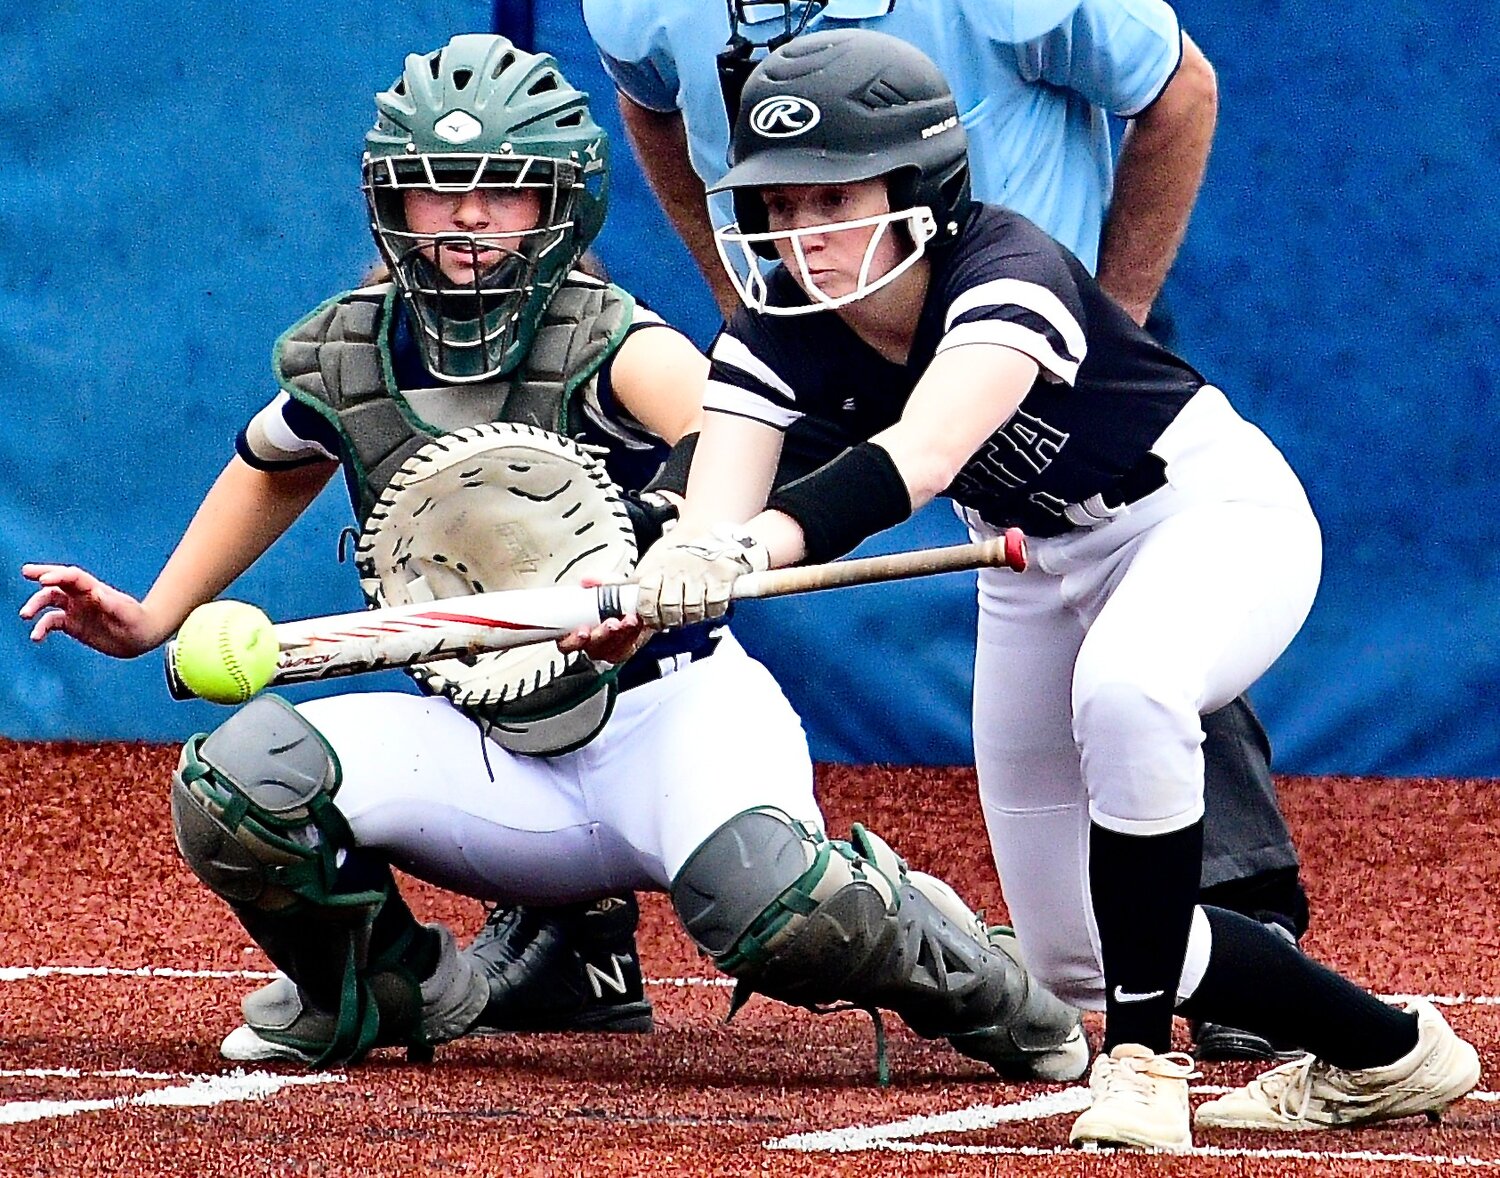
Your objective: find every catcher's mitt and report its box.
[355,422,637,754]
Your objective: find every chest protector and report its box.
[273,275,637,755]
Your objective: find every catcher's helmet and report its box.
[362,34,609,382]
[709,29,970,313]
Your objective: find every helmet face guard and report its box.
[362,152,587,382]
[715,205,936,315]
[363,34,609,382]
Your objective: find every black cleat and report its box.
[1191,1020,1288,1062]
[464,894,654,1034]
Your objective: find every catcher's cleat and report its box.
[946,928,1091,1082]
[952,1020,1091,1082]
[464,895,655,1034]
[1194,999,1480,1132]
[1069,1044,1197,1152]
[221,923,489,1065]
[1191,1019,1302,1063]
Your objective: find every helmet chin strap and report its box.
[718,1,831,124]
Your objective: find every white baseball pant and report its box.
[962,386,1323,1010]
[296,632,820,904]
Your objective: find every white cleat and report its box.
[220,1021,319,1065]
[1068,1043,1197,1152]
[1194,999,1481,1132]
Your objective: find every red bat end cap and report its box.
[1003,528,1028,572]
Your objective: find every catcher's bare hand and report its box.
[19,564,163,657]
[635,526,770,629]
[557,575,651,664]
[558,615,651,665]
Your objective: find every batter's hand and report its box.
[635,526,770,629]
[18,564,163,658]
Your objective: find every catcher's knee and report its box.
[170,694,361,914]
[670,808,900,1006]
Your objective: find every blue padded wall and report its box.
[3,0,1497,775]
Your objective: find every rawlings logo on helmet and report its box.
[749,95,822,137]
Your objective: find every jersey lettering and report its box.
[1028,490,1070,518]
[999,410,1069,475]
[953,409,1070,501]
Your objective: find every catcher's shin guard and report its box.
[170,695,485,1066]
[670,809,1087,1081]
[222,922,487,1066]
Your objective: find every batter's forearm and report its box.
[1097,35,1218,325]
[616,93,741,319]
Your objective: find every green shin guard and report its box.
[671,809,1086,1082]
[170,695,478,1066]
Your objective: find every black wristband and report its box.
[645,432,699,496]
[766,441,912,564]
[620,489,680,550]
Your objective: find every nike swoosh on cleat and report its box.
[1112,985,1166,1003]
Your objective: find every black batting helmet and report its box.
[710,28,971,251]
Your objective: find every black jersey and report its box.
[706,204,1205,536]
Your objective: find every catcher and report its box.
[19,33,1085,1078]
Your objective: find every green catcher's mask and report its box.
[362,34,609,382]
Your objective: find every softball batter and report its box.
[632,29,1479,1149]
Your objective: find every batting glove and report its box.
[635,525,770,629]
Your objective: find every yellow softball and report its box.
[171,600,279,705]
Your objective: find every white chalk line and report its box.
[4,968,1498,1004]
[5,965,1496,1163]
[766,1085,1500,1166]
[0,1068,343,1126]
[0,964,735,987]
[0,965,279,982]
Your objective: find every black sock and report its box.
[1179,906,1419,1069]
[1091,819,1203,1053]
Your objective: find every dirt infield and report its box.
[2,740,1497,1175]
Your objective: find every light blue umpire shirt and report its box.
[582,0,1185,272]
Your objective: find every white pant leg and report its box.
[1051,389,1324,834]
[298,691,638,904]
[967,386,1321,1008]
[297,633,820,905]
[1073,499,1322,834]
[574,632,821,884]
[972,566,1106,1008]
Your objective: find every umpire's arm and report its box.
[616,94,742,320]
[1096,32,1218,326]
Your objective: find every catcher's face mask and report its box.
[364,154,585,383]
[363,34,610,382]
